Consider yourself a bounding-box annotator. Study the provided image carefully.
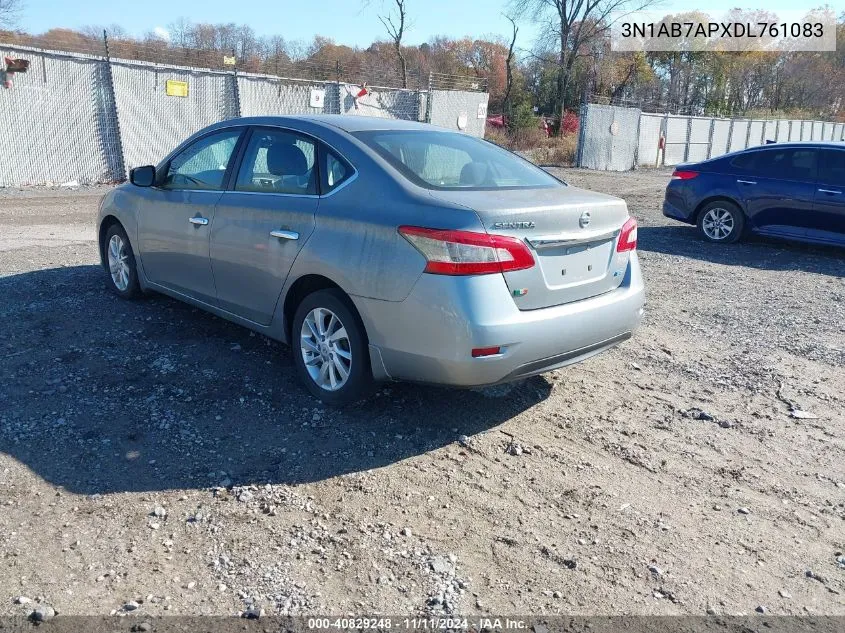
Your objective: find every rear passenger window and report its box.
[322,149,352,193]
[819,149,845,186]
[754,149,817,182]
[730,152,758,171]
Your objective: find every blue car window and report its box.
[731,152,758,171]
[819,149,845,186]
[735,148,817,182]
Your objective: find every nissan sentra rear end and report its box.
[349,128,645,386]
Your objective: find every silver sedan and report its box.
[98,116,644,405]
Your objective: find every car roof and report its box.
[699,140,844,163]
[741,140,845,151]
[211,115,438,134]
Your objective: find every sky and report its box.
[15,0,814,52]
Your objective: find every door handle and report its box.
[736,179,756,185]
[270,229,299,240]
[189,216,209,226]
[818,188,842,195]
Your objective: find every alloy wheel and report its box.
[108,234,130,291]
[701,208,735,241]
[299,307,352,391]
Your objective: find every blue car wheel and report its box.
[697,201,745,244]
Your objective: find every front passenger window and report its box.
[236,129,317,195]
[164,129,241,190]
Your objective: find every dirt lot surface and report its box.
[1,170,843,619]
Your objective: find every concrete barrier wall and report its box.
[711,119,731,156]
[687,117,711,162]
[581,102,843,171]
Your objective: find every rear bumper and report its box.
[662,184,696,223]
[662,199,695,223]
[353,252,645,387]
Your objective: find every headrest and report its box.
[459,161,489,186]
[266,142,308,176]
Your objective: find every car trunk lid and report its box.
[429,186,632,309]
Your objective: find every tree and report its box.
[166,17,193,49]
[80,24,128,41]
[511,0,658,132]
[258,34,291,74]
[502,15,519,121]
[0,0,22,29]
[379,0,408,88]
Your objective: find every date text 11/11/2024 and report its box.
[307,617,533,630]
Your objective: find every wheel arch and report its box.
[692,195,744,224]
[282,274,363,342]
[98,215,125,268]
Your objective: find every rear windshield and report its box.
[353,130,563,190]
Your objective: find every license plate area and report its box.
[537,239,613,288]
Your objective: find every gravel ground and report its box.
[1,170,843,619]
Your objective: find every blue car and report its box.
[662,141,845,246]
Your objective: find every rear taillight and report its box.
[616,217,637,252]
[671,170,699,180]
[398,226,535,276]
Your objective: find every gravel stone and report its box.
[2,170,843,617]
[30,606,55,622]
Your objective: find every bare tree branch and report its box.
[378,0,408,88]
[502,14,519,120]
[0,0,24,29]
[510,0,659,129]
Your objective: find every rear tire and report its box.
[291,289,375,406]
[103,223,140,298]
[697,201,745,244]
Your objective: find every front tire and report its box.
[291,289,374,406]
[697,201,745,243]
[103,223,140,298]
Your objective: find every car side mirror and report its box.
[130,165,156,187]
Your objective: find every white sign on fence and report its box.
[309,88,325,109]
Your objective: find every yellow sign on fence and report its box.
[165,80,188,97]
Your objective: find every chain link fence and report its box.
[578,103,845,171]
[574,104,640,171]
[0,41,488,186]
[0,47,121,185]
[111,60,239,172]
